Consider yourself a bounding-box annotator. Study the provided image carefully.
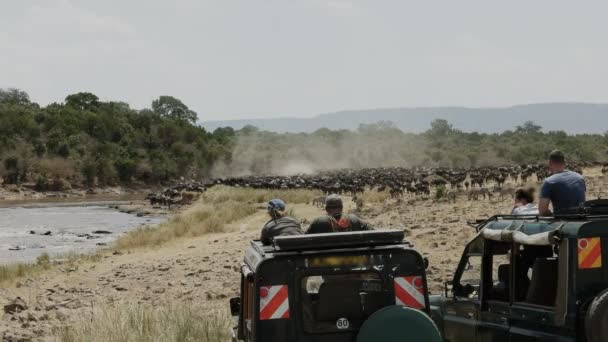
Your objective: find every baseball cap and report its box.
[325,194,343,209]
[267,199,286,212]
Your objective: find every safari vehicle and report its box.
[430,202,608,342]
[229,230,442,342]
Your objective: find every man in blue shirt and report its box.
[538,150,586,216]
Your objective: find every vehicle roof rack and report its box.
[272,230,406,252]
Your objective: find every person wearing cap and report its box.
[306,194,372,234]
[260,199,303,245]
[538,150,586,216]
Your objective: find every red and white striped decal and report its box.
[394,276,425,309]
[259,285,290,320]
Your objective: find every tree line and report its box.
[0,89,235,190]
[1,88,607,188]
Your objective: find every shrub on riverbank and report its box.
[55,304,230,342]
[114,186,321,250]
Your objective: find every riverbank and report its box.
[0,187,322,341]
[0,185,152,203]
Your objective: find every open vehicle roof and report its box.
[479,214,608,244]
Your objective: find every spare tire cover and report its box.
[357,306,441,342]
[586,289,608,342]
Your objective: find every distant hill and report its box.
[202,103,608,134]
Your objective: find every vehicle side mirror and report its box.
[423,257,430,270]
[229,297,241,317]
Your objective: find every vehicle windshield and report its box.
[300,273,387,334]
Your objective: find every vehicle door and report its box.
[478,241,512,342]
[442,236,484,342]
[508,241,576,341]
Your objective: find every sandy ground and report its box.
[1,168,607,341]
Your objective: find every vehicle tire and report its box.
[357,306,441,342]
[585,288,608,342]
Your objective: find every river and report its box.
[0,201,165,263]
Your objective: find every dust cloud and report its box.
[210,125,430,177]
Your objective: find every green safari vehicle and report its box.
[430,202,608,342]
[229,230,442,342]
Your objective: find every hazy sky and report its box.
[1,0,607,121]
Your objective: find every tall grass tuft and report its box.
[0,252,52,284]
[55,304,231,342]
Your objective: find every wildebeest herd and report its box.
[148,162,607,207]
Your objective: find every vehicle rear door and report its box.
[442,253,482,342]
[508,241,576,342]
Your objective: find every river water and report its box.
[0,203,164,263]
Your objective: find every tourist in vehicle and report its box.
[306,194,372,234]
[260,199,303,245]
[511,187,539,215]
[538,150,586,216]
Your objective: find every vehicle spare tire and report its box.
[357,306,441,342]
[585,288,608,342]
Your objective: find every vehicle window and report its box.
[456,255,482,300]
[513,245,558,307]
[488,243,512,302]
[300,273,386,334]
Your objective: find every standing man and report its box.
[260,199,303,245]
[538,150,586,216]
[306,194,372,234]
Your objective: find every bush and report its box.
[115,158,137,182]
[435,185,446,200]
[35,176,49,191]
[50,178,71,191]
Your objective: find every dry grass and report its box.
[360,190,391,203]
[203,186,322,205]
[115,186,320,250]
[0,252,101,284]
[0,258,50,284]
[54,304,231,342]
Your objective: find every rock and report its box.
[42,231,52,236]
[92,230,112,234]
[55,309,68,321]
[115,287,128,292]
[29,230,36,235]
[4,297,28,314]
[96,242,108,246]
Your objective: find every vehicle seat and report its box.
[316,279,363,320]
[491,264,510,301]
[525,258,558,306]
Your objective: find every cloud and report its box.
[10,0,136,46]
[299,0,362,17]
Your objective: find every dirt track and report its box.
[1,168,606,341]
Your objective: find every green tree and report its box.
[65,92,100,111]
[0,88,31,106]
[428,119,454,137]
[151,96,197,123]
[515,121,542,134]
